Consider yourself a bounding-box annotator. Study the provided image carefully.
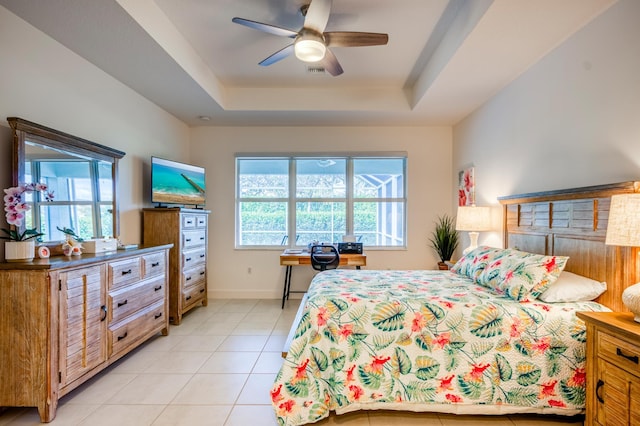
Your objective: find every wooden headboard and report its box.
[498,181,640,312]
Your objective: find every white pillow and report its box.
[537,271,606,303]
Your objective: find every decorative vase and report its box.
[622,283,640,323]
[4,240,36,262]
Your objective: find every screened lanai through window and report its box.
[236,155,406,248]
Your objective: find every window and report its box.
[25,159,113,241]
[236,155,406,248]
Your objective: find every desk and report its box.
[280,252,366,308]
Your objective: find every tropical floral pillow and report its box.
[475,248,568,302]
[450,246,505,281]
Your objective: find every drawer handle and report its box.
[186,257,192,262]
[200,288,205,293]
[100,305,107,322]
[200,271,205,276]
[117,332,128,341]
[151,262,160,267]
[616,347,639,364]
[200,254,205,258]
[186,276,192,281]
[200,237,205,240]
[186,295,192,301]
[117,299,128,307]
[186,238,192,242]
[154,313,163,319]
[154,285,162,292]
[596,379,605,404]
[121,269,132,275]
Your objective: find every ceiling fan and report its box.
[232,0,388,76]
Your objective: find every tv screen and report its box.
[151,157,206,206]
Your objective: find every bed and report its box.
[271,181,640,425]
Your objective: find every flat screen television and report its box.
[151,156,206,207]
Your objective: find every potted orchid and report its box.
[2,183,54,261]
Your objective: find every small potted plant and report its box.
[2,183,54,261]
[429,214,459,270]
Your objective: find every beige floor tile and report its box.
[65,372,137,404]
[192,320,241,335]
[225,405,279,426]
[198,351,260,373]
[172,374,248,405]
[253,351,286,374]
[316,411,371,425]
[172,335,226,352]
[106,373,192,405]
[437,414,515,425]
[152,405,232,426]
[143,350,212,373]
[138,333,186,352]
[218,335,269,352]
[236,373,278,405]
[76,404,165,426]
[219,299,260,313]
[263,334,287,352]
[509,414,584,425]
[231,322,277,336]
[109,348,166,374]
[368,410,443,425]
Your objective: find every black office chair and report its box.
[310,244,340,271]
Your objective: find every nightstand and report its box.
[577,311,640,426]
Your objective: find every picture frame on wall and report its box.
[458,166,475,206]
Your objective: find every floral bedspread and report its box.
[271,269,609,425]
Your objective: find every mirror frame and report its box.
[8,117,126,241]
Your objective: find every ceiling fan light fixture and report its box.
[294,31,326,62]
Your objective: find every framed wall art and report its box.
[458,166,475,206]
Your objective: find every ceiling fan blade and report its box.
[259,44,295,66]
[232,17,297,38]
[325,32,389,47]
[319,48,343,76]
[304,0,332,33]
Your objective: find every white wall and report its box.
[190,126,452,299]
[0,6,189,256]
[452,0,640,250]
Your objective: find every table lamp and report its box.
[605,193,640,322]
[455,205,491,255]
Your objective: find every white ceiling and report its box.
[0,0,616,126]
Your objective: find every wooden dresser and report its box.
[577,311,640,426]
[143,208,209,325]
[0,245,171,422]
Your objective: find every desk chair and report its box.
[310,245,340,271]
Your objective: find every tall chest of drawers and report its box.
[577,311,640,426]
[0,245,171,422]
[143,208,210,325]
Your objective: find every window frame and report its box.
[235,153,407,250]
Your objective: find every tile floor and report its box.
[0,298,585,425]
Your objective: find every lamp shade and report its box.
[456,206,491,231]
[605,194,640,247]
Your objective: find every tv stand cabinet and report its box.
[143,208,210,324]
[0,245,171,422]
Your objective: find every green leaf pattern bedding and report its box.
[271,269,608,425]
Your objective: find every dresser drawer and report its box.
[142,252,166,278]
[108,257,142,290]
[183,247,206,269]
[108,300,166,357]
[196,215,207,228]
[183,281,206,308]
[183,264,206,289]
[109,276,166,324]
[597,330,640,376]
[182,214,197,229]
[182,230,206,248]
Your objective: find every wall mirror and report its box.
[9,117,125,243]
